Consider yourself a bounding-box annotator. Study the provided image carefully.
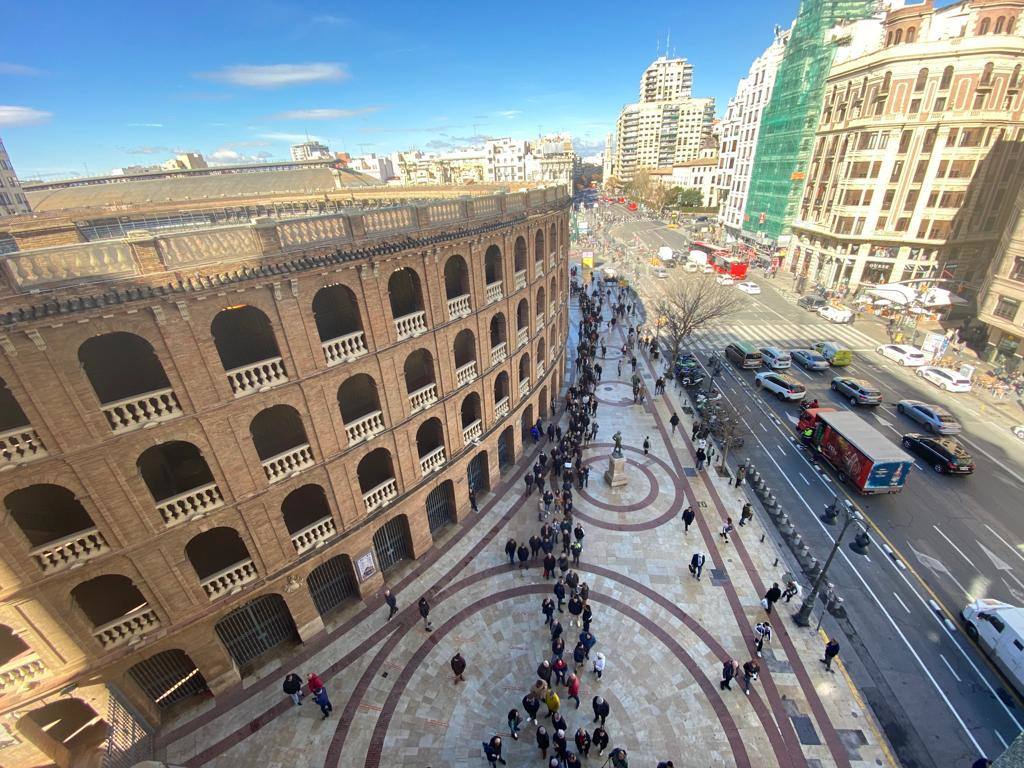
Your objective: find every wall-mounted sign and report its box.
[356,550,377,582]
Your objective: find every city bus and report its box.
[691,241,749,280]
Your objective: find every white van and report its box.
[962,599,1024,694]
[759,346,791,370]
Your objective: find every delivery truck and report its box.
[658,245,674,263]
[961,599,1024,695]
[796,408,913,494]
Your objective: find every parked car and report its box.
[716,274,735,285]
[831,376,883,406]
[901,433,975,474]
[1014,425,1024,440]
[755,371,806,401]
[896,399,962,434]
[736,281,761,294]
[683,262,699,273]
[797,294,828,311]
[701,264,715,273]
[759,346,791,369]
[811,341,852,366]
[818,304,855,324]
[876,344,927,367]
[654,267,668,278]
[917,366,972,392]
[791,348,830,371]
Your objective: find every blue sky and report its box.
[1,0,799,180]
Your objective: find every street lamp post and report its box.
[793,497,870,627]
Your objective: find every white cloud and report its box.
[0,105,52,126]
[0,63,40,76]
[258,131,320,143]
[209,147,275,165]
[198,63,349,88]
[271,106,382,120]
[128,122,164,128]
[496,110,522,119]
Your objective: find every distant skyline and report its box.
[1,0,799,180]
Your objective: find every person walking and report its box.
[720,517,734,543]
[681,506,696,533]
[553,729,568,760]
[517,543,530,570]
[592,695,610,725]
[553,656,568,685]
[592,650,606,679]
[762,583,782,615]
[307,672,325,695]
[669,411,680,433]
[542,597,556,627]
[550,618,563,642]
[753,621,772,658]
[545,688,561,719]
[312,685,333,718]
[689,551,706,580]
[581,601,593,633]
[742,659,760,696]
[691,421,701,441]
[383,589,398,622]
[580,630,597,659]
[536,726,550,760]
[469,486,479,512]
[643,436,651,456]
[592,726,609,756]
[504,537,517,566]
[720,658,739,690]
[537,660,553,688]
[575,727,592,758]
[572,641,587,675]
[543,552,557,580]
[570,539,583,567]
[695,447,707,471]
[418,596,433,632]
[568,594,584,627]
[507,708,523,740]
[282,672,304,706]
[450,652,466,683]
[738,503,753,527]
[822,637,840,672]
[782,579,801,603]
[482,735,507,766]
[554,578,566,612]
[566,673,582,708]
[733,463,747,487]
[523,691,541,725]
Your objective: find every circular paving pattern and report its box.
[593,381,639,406]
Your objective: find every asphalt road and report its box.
[576,205,1024,767]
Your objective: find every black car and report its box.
[901,433,975,475]
[797,294,828,311]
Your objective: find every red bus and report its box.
[691,241,749,279]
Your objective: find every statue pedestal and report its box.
[604,454,628,487]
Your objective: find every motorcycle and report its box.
[798,399,820,412]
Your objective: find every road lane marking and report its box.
[933,526,977,569]
[892,591,911,613]
[996,730,1009,750]
[759,422,769,433]
[939,653,962,683]
[957,436,1024,485]
[798,471,810,485]
[983,524,1024,566]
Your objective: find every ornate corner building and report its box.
[0,175,571,767]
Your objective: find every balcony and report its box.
[419,446,447,476]
[517,327,529,348]
[290,515,337,555]
[0,651,46,694]
[456,360,478,387]
[535,263,545,277]
[549,252,557,270]
[200,559,258,600]
[536,311,545,330]
[486,281,503,305]
[101,387,183,434]
[92,605,161,650]
[519,378,530,397]
[322,330,368,367]
[226,357,288,398]
[157,481,225,527]
[0,427,47,470]
[462,419,483,444]
[495,396,510,419]
[362,478,398,512]
[408,383,439,413]
[537,361,545,379]
[30,527,110,573]
[345,410,386,444]
[394,310,428,340]
[490,342,507,366]
[514,270,527,291]
[447,294,472,320]
[261,444,315,483]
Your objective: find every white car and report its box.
[916,366,972,392]
[817,304,854,324]
[876,344,927,367]
[654,267,668,278]
[754,371,807,401]
[736,281,761,294]
[716,274,735,285]
[683,262,699,273]
[701,264,715,273]
[759,346,791,369]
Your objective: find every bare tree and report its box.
[712,401,746,472]
[653,275,746,365]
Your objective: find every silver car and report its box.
[831,376,882,406]
[791,348,830,371]
[897,399,962,434]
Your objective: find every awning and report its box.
[864,283,967,307]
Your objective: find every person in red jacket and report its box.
[306,672,324,695]
[566,673,581,708]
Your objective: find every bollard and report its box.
[766,493,777,508]
[807,558,822,579]
[791,534,803,548]
[770,504,784,519]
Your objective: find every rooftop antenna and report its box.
[666,29,671,58]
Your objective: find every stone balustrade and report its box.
[93,605,161,650]
[261,444,315,483]
[322,330,368,367]
[517,327,529,348]
[30,527,109,573]
[344,409,386,444]
[490,342,507,366]
[226,357,288,398]
[536,311,545,330]
[495,396,510,419]
[201,559,259,600]
[519,377,530,397]
[419,446,447,476]
[455,360,478,387]
[157,481,225,527]
[535,262,545,277]
[408,382,439,413]
[462,419,483,444]
[362,478,398,512]
[0,652,46,694]
[486,280,503,305]
[447,294,472,320]
[549,252,557,270]
[537,361,545,379]
[514,270,527,291]
[394,310,428,340]
[290,516,337,554]
[101,387,183,434]
[0,426,47,469]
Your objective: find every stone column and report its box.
[280,580,325,642]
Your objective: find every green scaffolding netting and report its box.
[743,0,879,242]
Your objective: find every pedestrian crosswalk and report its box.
[683,322,880,354]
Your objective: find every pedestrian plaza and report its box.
[156,280,893,768]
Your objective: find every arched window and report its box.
[1011,64,1021,89]
[893,29,903,44]
[882,72,892,92]
[885,31,893,46]
[980,18,991,35]
[982,62,994,86]
[995,16,1006,34]
[906,27,916,43]
[940,66,954,90]
[915,68,928,92]
[1008,17,1016,34]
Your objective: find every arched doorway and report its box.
[307,555,358,618]
[521,405,534,444]
[425,480,457,537]
[467,449,490,493]
[498,426,515,472]
[128,649,209,710]
[214,594,299,667]
[373,515,413,572]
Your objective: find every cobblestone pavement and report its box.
[158,285,895,768]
